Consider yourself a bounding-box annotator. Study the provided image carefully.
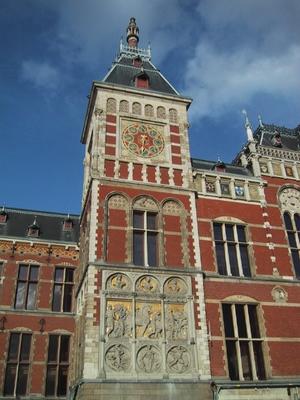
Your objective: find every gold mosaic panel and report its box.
[135,302,162,338]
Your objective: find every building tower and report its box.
[71,18,211,399]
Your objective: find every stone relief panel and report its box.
[136,302,162,339]
[164,277,187,296]
[105,344,131,372]
[105,301,132,338]
[165,304,188,340]
[271,286,288,303]
[136,275,159,294]
[133,196,158,211]
[106,273,131,291]
[167,346,191,373]
[137,345,161,373]
[279,187,300,213]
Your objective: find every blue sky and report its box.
[1,0,299,214]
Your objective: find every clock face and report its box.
[122,123,164,158]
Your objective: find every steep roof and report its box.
[254,123,300,151]
[103,55,178,95]
[192,158,253,177]
[0,207,80,244]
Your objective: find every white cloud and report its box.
[21,60,60,90]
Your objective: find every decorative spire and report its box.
[258,114,264,128]
[242,109,254,141]
[127,17,139,48]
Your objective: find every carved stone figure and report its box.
[105,344,130,371]
[111,274,127,290]
[137,345,161,373]
[106,303,131,338]
[279,188,300,213]
[136,304,152,336]
[137,276,157,293]
[145,311,163,338]
[166,310,188,340]
[272,286,288,303]
[167,346,190,373]
[165,278,186,295]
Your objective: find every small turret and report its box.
[127,17,139,48]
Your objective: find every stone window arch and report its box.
[132,196,160,267]
[169,108,178,123]
[279,186,300,278]
[144,104,154,117]
[106,98,116,113]
[119,100,129,113]
[157,106,166,119]
[132,102,142,115]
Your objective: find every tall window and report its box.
[15,264,39,310]
[45,335,70,397]
[133,211,158,266]
[222,304,265,381]
[52,267,74,312]
[213,223,251,277]
[283,212,300,278]
[4,333,32,396]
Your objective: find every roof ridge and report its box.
[2,207,80,218]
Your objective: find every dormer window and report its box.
[135,70,149,89]
[213,160,226,172]
[133,56,142,68]
[63,216,73,231]
[27,217,39,237]
[0,208,7,223]
[272,131,282,147]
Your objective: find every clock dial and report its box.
[122,123,164,158]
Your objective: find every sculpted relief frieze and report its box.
[279,187,300,213]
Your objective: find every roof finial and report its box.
[258,114,264,128]
[127,17,139,48]
[242,109,254,141]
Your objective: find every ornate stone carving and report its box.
[162,201,182,215]
[272,286,288,303]
[164,277,187,295]
[106,303,131,338]
[165,306,188,340]
[279,188,300,212]
[108,195,128,209]
[94,107,103,116]
[134,196,158,211]
[106,98,116,113]
[107,273,130,291]
[167,346,190,373]
[105,344,130,371]
[136,275,159,293]
[137,345,161,373]
[135,303,162,338]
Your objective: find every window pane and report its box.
[216,243,227,275]
[4,364,17,395]
[288,232,297,248]
[284,212,293,230]
[248,305,260,338]
[48,336,59,362]
[133,231,144,265]
[18,265,28,280]
[213,223,223,241]
[20,334,31,361]
[57,366,68,396]
[147,213,157,230]
[45,366,57,396]
[235,304,247,337]
[240,341,252,380]
[52,285,62,312]
[147,232,157,266]
[16,365,29,395]
[63,285,73,312]
[222,304,234,337]
[133,211,144,229]
[228,244,239,276]
[295,214,300,231]
[291,250,300,278]
[55,268,64,282]
[27,283,37,310]
[15,282,26,309]
[225,225,234,241]
[29,266,39,281]
[226,340,239,380]
[253,341,266,379]
[8,333,20,361]
[237,226,246,242]
[60,336,70,362]
[240,245,251,277]
[65,269,74,283]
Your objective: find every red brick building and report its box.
[1,18,300,400]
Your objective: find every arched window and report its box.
[213,221,251,277]
[279,187,300,278]
[169,108,178,123]
[132,102,141,115]
[132,197,159,267]
[106,98,116,113]
[144,104,154,117]
[157,106,166,119]
[119,100,129,113]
